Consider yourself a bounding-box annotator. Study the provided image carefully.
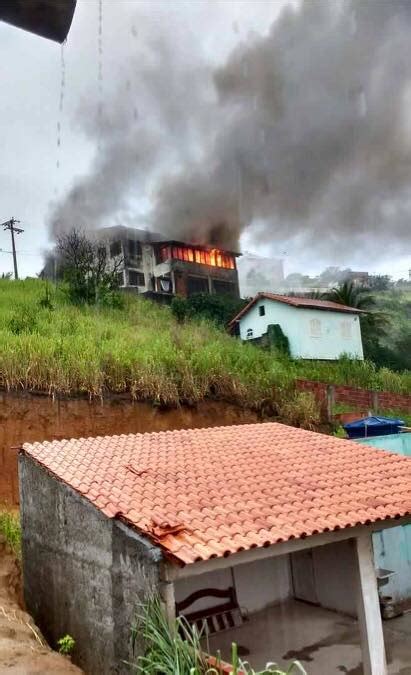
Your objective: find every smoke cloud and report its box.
[48,0,411,257]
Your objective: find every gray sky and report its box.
[0,0,410,280]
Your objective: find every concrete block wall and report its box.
[19,455,163,675]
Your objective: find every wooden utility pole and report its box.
[1,218,24,279]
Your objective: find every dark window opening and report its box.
[116,271,124,287]
[259,305,265,316]
[110,241,122,258]
[212,280,235,296]
[129,271,145,286]
[187,276,209,296]
[128,239,142,258]
[246,328,253,339]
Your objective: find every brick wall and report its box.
[296,379,411,413]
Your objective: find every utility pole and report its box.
[1,218,24,279]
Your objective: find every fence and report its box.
[296,379,411,420]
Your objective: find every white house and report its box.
[229,292,364,360]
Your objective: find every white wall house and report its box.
[229,292,364,360]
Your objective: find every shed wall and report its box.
[19,455,162,675]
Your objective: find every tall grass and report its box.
[0,509,21,558]
[0,279,408,408]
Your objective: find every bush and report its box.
[171,293,247,327]
[170,296,188,323]
[266,324,290,356]
[279,392,321,430]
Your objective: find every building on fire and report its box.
[98,226,241,300]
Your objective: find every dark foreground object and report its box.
[0,0,76,43]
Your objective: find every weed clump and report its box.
[0,509,21,558]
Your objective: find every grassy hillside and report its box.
[0,280,409,408]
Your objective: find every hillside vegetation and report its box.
[0,280,409,409]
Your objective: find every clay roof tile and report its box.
[22,422,411,566]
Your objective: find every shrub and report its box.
[279,392,321,430]
[171,296,188,323]
[171,293,247,327]
[266,324,290,356]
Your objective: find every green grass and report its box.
[295,357,411,394]
[130,595,306,674]
[0,279,408,410]
[0,509,21,558]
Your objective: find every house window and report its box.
[259,305,265,316]
[246,328,253,339]
[309,318,322,337]
[212,280,235,296]
[128,239,142,258]
[129,271,145,286]
[110,241,122,258]
[187,276,209,296]
[341,320,352,338]
[116,271,124,287]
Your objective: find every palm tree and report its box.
[325,281,389,359]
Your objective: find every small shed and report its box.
[19,423,411,674]
[228,292,364,360]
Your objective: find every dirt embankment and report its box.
[0,537,83,674]
[0,393,259,506]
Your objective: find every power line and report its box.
[1,218,24,279]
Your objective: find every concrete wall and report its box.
[175,555,292,615]
[19,455,163,675]
[291,541,358,617]
[239,299,363,360]
[312,540,358,617]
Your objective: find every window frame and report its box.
[128,270,145,287]
[309,317,322,338]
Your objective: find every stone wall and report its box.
[19,454,163,675]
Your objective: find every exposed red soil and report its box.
[0,537,83,674]
[0,393,259,506]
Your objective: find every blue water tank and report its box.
[344,416,405,439]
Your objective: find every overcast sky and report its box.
[0,0,410,280]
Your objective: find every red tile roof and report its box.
[22,423,411,566]
[228,292,364,327]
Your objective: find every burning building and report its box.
[68,226,241,300]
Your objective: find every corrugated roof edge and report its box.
[228,292,365,327]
